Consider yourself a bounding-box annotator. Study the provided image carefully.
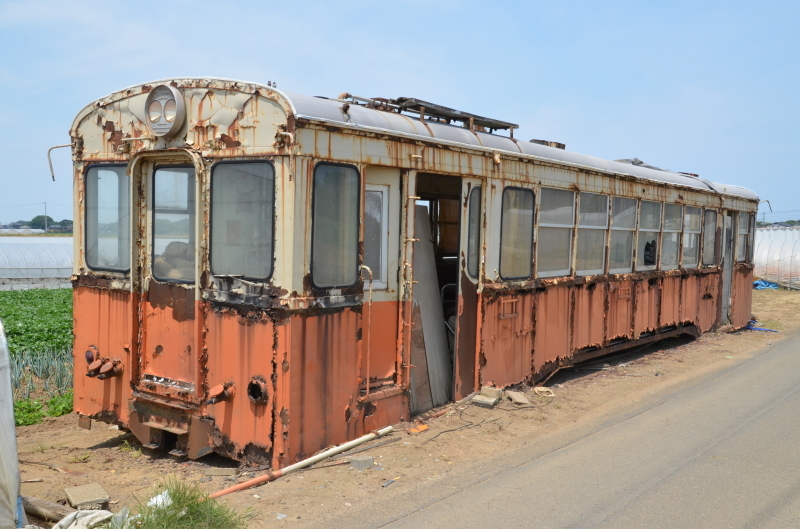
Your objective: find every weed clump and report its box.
[125,479,255,529]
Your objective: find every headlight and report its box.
[148,100,163,123]
[144,85,186,138]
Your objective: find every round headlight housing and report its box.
[144,85,185,138]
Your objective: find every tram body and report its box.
[69,78,758,467]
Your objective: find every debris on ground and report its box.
[348,456,374,471]
[504,390,531,405]
[408,424,429,434]
[63,483,109,510]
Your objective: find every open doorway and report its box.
[409,174,463,414]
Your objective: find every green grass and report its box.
[123,479,255,529]
[0,288,73,354]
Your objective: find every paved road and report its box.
[341,332,800,528]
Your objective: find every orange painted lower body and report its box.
[73,269,752,468]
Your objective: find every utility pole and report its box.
[44,202,48,234]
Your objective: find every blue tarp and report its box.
[754,279,780,290]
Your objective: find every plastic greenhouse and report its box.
[0,237,73,290]
[754,227,800,289]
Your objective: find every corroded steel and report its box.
[69,78,759,469]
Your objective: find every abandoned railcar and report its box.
[67,78,758,467]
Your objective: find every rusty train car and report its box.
[68,78,758,467]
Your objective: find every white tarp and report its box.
[0,319,25,528]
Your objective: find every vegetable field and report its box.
[0,288,74,425]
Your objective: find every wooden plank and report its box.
[412,205,452,406]
[22,496,76,522]
[409,304,434,414]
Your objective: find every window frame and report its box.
[467,185,482,279]
[536,187,576,278]
[736,211,750,263]
[609,196,638,274]
[310,161,361,290]
[702,209,718,266]
[661,203,683,270]
[499,186,535,280]
[84,163,130,273]
[151,164,197,284]
[681,206,702,269]
[209,159,276,282]
[636,200,662,271]
[575,193,609,276]
[364,183,390,290]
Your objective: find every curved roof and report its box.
[285,91,757,201]
[72,77,758,202]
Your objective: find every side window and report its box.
[748,214,756,262]
[85,165,130,272]
[637,201,661,270]
[702,210,717,265]
[737,212,750,262]
[499,187,534,279]
[152,166,195,282]
[682,207,702,268]
[609,197,637,273]
[467,186,482,278]
[537,188,575,277]
[576,193,608,275]
[662,204,682,270]
[210,161,275,280]
[311,163,360,288]
[364,184,389,289]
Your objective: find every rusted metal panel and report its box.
[140,283,199,392]
[633,280,660,337]
[731,266,754,328]
[454,282,479,401]
[204,308,275,462]
[660,276,681,327]
[607,280,633,342]
[480,292,533,387]
[533,286,571,374]
[72,286,135,424]
[286,310,363,463]
[360,301,399,381]
[680,275,699,324]
[698,274,719,332]
[573,282,605,351]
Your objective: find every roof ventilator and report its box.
[337,93,518,137]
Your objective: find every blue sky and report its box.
[0,0,797,223]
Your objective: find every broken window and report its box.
[152,166,195,282]
[576,193,608,275]
[682,206,701,268]
[661,204,682,270]
[537,188,575,277]
[85,165,130,272]
[737,212,750,262]
[609,197,637,273]
[637,201,661,270]
[311,163,360,288]
[210,161,274,280]
[499,187,534,279]
[364,184,389,289]
[703,210,718,265]
[467,186,482,278]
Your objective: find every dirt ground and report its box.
[17,290,800,527]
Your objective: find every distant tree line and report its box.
[1,216,73,232]
[757,219,800,228]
